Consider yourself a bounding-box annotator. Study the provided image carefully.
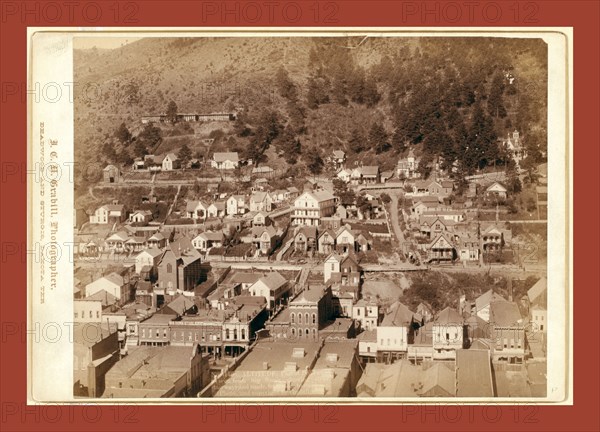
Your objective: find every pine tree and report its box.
[369,122,389,154]
[348,128,366,154]
[166,100,178,123]
[178,144,192,168]
[115,123,132,145]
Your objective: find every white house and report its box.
[211,152,239,170]
[89,204,126,224]
[161,153,180,171]
[250,191,272,213]
[353,300,379,331]
[192,231,224,252]
[85,272,129,304]
[207,201,226,218]
[335,225,355,254]
[323,253,343,283]
[432,307,464,360]
[485,182,508,200]
[135,248,164,274]
[129,210,153,225]
[226,195,247,216]
[186,200,208,220]
[336,168,352,183]
[247,272,288,310]
[292,190,336,226]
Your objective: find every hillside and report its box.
[73,36,547,193]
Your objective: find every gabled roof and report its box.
[165,237,201,264]
[295,226,317,240]
[325,252,343,263]
[106,231,129,242]
[198,231,224,242]
[213,152,239,162]
[456,349,494,397]
[103,164,118,171]
[486,181,507,192]
[255,272,287,291]
[489,301,522,327]
[186,200,207,212]
[163,295,195,314]
[85,289,118,307]
[381,302,421,327]
[164,152,178,161]
[361,166,380,177]
[318,228,336,240]
[209,201,226,210]
[100,203,125,212]
[429,233,454,249]
[434,307,463,325]
[527,277,547,304]
[251,191,269,203]
[332,150,346,159]
[420,362,456,396]
[131,209,152,217]
[148,232,165,241]
[475,289,507,312]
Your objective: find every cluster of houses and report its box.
[141,112,236,124]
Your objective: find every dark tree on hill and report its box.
[166,100,178,123]
[275,66,298,101]
[468,103,500,170]
[505,157,522,193]
[417,152,433,179]
[306,76,330,109]
[333,178,356,206]
[178,144,192,168]
[348,128,366,154]
[102,141,118,163]
[115,123,132,145]
[369,122,390,154]
[137,123,162,151]
[304,150,324,177]
[488,72,507,118]
[133,140,147,158]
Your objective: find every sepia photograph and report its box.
[29,30,568,402]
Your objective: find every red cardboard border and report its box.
[1,1,598,431]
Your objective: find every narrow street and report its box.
[388,192,406,252]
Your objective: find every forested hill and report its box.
[74,36,547,185]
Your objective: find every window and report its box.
[226,329,230,339]
[312,313,316,324]
[306,329,310,336]
[96,311,100,319]
[89,311,92,318]
[74,312,78,319]
[167,263,173,273]
[312,329,316,338]
[367,346,371,353]
[291,313,295,324]
[298,314,302,324]
[305,313,309,325]
[291,328,296,336]
[156,329,159,337]
[188,332,192,341]
[380,339,384,345]
[233,329,238,340]
[241,329,246,340]
[141,329,145,337]
[331,263,335,271]
[446,333,450,340]
[357,309,361,316]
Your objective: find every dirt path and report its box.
[388,193,405,251]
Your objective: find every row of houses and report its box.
[141,112,236,124]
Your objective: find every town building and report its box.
[292,191,336,226]
[103,164,120,183]
[73,323,119,397]
[211,152,239,170]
